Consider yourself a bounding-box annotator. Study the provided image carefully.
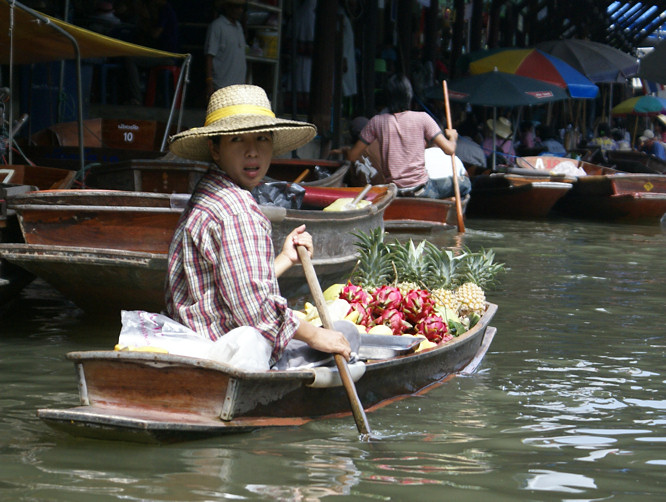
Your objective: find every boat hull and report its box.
[518,156,666,223]
[467,174,573,218]
[83,158,350,193]
[37,305,497,443]
[0,165,75,304]
[2,186,397,310]
[383,195,470,232]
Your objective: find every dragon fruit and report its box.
[414,314,448,343]
[340,282,372,307]
[375,308,411,335]
[401,288,434,324]
[372,285,403,315]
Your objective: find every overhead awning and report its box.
[0,0,188,64]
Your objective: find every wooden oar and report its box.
[345,184,373,210]
[442,80,466,233]
[297,245,372,440]
[293,168,310,184]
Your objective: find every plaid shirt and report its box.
[165,168,299,365]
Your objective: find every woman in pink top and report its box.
[341,74,467,199]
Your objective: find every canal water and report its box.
[1,218,664,501]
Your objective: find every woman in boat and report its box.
[337,74,468,199]
[166,84,353,370]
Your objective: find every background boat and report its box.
[383,194,470,232]
[0,185,397,313]
[0,163,75,304]
[466,169,574,219]
[606,150,666,175]
[81,157,351,194]
[36,303,497,443]
[517,156,666,223]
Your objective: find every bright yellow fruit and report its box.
[323,283,345,302]
[367,324,393,336]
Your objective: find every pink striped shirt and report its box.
[165,168,299,365]
[360,111,443,188]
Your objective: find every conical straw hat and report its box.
[169,85,316,160]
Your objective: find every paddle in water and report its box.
[442,80,466,233]
[297,245,373,440]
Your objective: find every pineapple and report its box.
[397,281,420,296]
[350,227,392,289]
[424,242,464,290]
[456,282,486,316]
[459,248,505,290]
[388,239,429,286]
[431,287,460,312]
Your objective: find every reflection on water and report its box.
[1,218,665,501]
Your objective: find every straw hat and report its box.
[169,85,316,161]
[486,117,512,139]
[656,114,666,127]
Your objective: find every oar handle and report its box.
[349,184,373,207]
[297,246,372,438]
[293,168,310,184]
[442,80,466,233]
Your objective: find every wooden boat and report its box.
[36,303,497,443]
[516,156,666,223]
[0,164,75,304]
[82,157,210,194]
[82,157,350,194]
[383,194,471,232]
[466,168,574,219]
[0,163,76,190]
[606,150,666,175]
[1,185,397,312]
[3,3,191,174]
[264,158,350,187]
[0,244,167,313]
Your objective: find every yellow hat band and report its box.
[205,104,276,126]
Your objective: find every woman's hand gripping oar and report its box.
[442,80,466,233]
[297,245,373,440]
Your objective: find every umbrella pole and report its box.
[608,83,613,129]
[633,116,639,147]
[492,106,497,172]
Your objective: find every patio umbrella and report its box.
[610,95,666,146]
[467,48,599,99]
[427,69,568,169]
[536,39,638,83]
[638,40,666,85]
[537,39,639,130]
[611,95,666,116]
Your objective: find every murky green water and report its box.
[1,218,665,501]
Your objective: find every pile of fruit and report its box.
[300,228,505,351]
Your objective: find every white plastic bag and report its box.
[118,311,272,371]
[207,327,272,371]
[118,310,213,359]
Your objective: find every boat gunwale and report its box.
[63,302,497,379]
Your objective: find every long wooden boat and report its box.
[606,150,666,175]
[383,194,471,232]
[466,170,574,219]
[36,303,497,443]
[264,158,351,187]
[0,244,167,313]
[82,157,350,194]
[18,118,180,171]
[0,164,76,304]
[1,185,397,311]
[517,156,666,223]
